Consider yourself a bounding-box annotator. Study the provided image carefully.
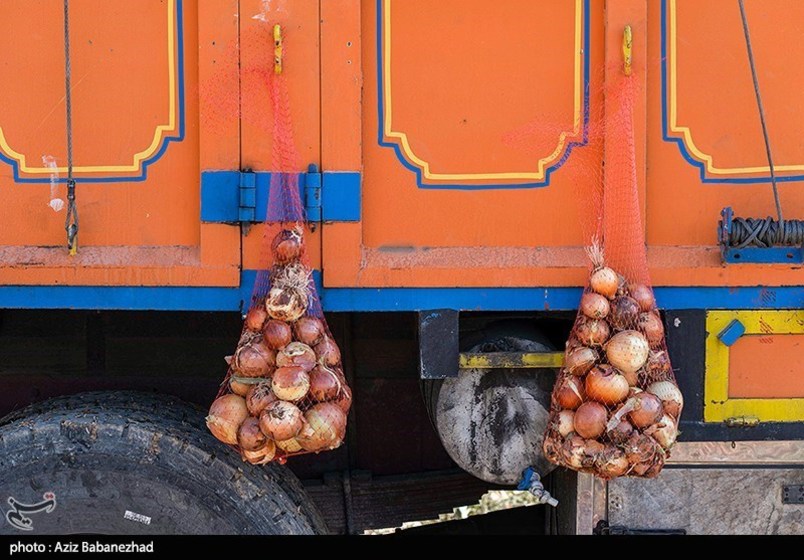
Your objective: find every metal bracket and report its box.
[717,319,745,347]
[594,520,686,535]
[719,207,804,264]
[782,485,804,505]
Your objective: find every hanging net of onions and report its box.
[541,66,682,480]
[205,37,351,465]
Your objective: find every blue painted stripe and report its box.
[0,0,186,184]
[376,0,592,190]
[200,171,361,223]
[0,274,799,312]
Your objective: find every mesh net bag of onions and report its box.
[205,52,351,466]
[541,73,683,480]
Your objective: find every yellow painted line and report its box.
[667,0,804,175]
[459,352,565,369]
[382,0,584,182]
[704,310,804,423]
[0,1,178,175]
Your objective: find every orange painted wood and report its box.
[728,334,804,398]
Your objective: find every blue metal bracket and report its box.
[238,169,257,223]
[717,319,746,347]
[719,207,804,264]
[304,164,322,222]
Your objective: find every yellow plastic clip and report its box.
[623,25,633,76]
[273,24,283,75]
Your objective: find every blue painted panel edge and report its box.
[322,172,361,222]
[723,246,804,264]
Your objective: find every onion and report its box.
[606,330,649,373]
[277,342,317,371]
[646,414,677,449]
[272,366,310,401]
[647,381,684,418]
[622,369,638,387]
[609,296,640,330]
[646,350,672,378]
[309,365,343,401]
[590,267,619,299]
[628,392,664,428]
[624,433,662,465]
[596,446,629,478]
[585,365,630,405]
[575,319,610,347]
[562,435,587,469]
[298,402,347,452]
[271,227,303,264]
[233,340,276,378]
[580,292,610,319]
[629,283,655,311]
[246,382,278,416]
[564,346,598,376]
[206,394,249,445]
[245,306,268,332]
[237,417,267,451]
[259,401,304,441]
[294,316,325,346]
[314,337,342,367]
[555,410,576,437]
[608,418,634,444]
[265,287,308,323]
[555,376,585,410]
[263,320,292,349]
[638,312,665,347]
[276,438,303,453]
[574,402,608,439]
[229,377,251,397]
[241,440,276,465]
[334,386,352,414]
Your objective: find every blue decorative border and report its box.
[0,0,186,184]
[661,0,804,184]
[377,0,591,190]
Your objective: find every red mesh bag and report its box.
[205,36,351,465]
[542,70,683,480]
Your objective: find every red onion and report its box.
[265,287,308,323]
[574,402,608,439]
[272,366,310,401]
[555,376,585,410]
[241,440,276,465]
[585,365,630,405]
[628,392,664,428]
[298,403,347,452]
[580,292,610,319]
[629,283,656,311]
[276,342,317,371]
[638,312,665,347]
[575,319,610,347]
[263,320,292,350]
[237,417,267,451]
[233,340,276,378]
[609,296,640,330]
[271,227,304,264]
[259,401,304,441]
[206,395,249,445]
[606,330,649,373]
[245,306,268,332]
[246,382,278,416]
[294,317,325,346]
[314,337,341,367]
[564,346,598,376]
[309,365,343,401]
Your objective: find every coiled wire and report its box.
[728,217,804,249]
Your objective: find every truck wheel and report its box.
[0,391,328,535]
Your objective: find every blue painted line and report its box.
[376,0,592,190]
[660,0,804,185]
[0,0,186,184]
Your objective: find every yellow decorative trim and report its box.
[0,1,178,175]
[382,0,584,182]
[704,310,804,423]
[667,0,804,175]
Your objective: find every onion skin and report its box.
[276,342,317,371]
[555,376,585,410]
[334,386,353,414]
[609,296,641,330]
[309,365,343,402]
[628,392,664,428]
[638,312,665,347]
[314,337,342,367]
[241,440,276,465]
[265,287,308,323]
[596,446,630,479]
[206,395,250,445]
[298,402,348,452]
[590,267,619,299]
[245,306,268,332]
[565,346,598,376]
[646,350,672,378]
[237,417,267,451]
[629,284,656,311]
[608,419,635,445]
[229,377,251,397]
[606,330,650,373]
[294,317,325,346]
[647,381,684,418]
[574,402,608,439]
[263,320,293,350]
[624,433,663,466]
[246,382,278,416]
[622,369,639,387]
[562,435,587,469]
[580,292,611,319]
[575,319,611,347]
[272,366,311,402]
[647,414,678,449]
[585,365,630,405]
[233,340,276,378]
[259,401,305,441]
[555,410,576,438]
[271,228,304,264]
[276,438,303,453]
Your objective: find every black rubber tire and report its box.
[0,391,328,535]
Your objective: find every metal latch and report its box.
[782,485,804,505]
[724,416,760,427]
[595,521,686,535]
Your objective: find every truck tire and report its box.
[0,391,328,535]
